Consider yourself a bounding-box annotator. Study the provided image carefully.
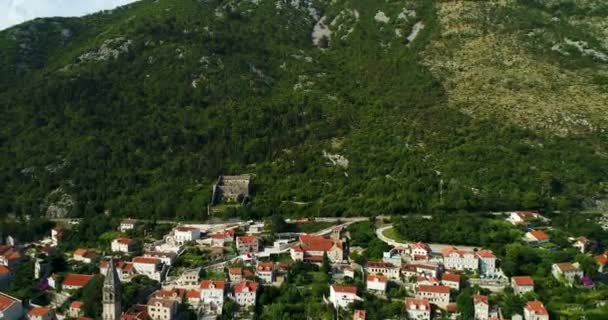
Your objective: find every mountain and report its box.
[0,0,607,220]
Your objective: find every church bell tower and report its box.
[102,258,122,320]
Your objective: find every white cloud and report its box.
[0,0,139,30]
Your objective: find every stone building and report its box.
[211,175,251,204]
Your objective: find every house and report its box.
[411,242,432,261]
[473,294,489,320]
[0,246,22,268]
[0,292,23,320]
[133,257,166,282]
[441,272,461,291]
[47,274,59,289]
[211,229,235,248]
[256,262,274,283]
[354,309,366,320]
[524,230,550,245]
[382,249,403,267]
[119,219,138,232]
[62,274,95,290]
[417,276,441,286]
[144,251,177,266]
[154,288,187,302]
[0,265,14,288]
[186,290,200,307]
[200,280,225,314]
[442,246,479,271]
[595,252,608,273]
[343,266,355,279]
[72,248,96,264]
[365,261,400,280]
[290,235,344,263]
[573,236,590,253]
[415,285,451,309]
[329,285,360,308]
[523,301,549,320]
[99,260,135,282]
[51,226,64,246]
[121,304,148,320]
[234,280,258,307]
[476,250,497,275]
[366,274,387,292]
[27,307,54,320]
[401,264,440,280]
[552,262,583,284]
[147,298,178,320]
[175,270,199,288]
[174,227,201,245]
[511,276,534,295]
[228,268,243,282]
[404,298,431,320]
[68,301,84,318]
[111,238,137,253]
[507,211,545,226]
[236,236,259,254]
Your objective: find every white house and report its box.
[62,273,94,290]
[415,285,451,309]
[147,298,178,320]
[366,274,387,292]
[144,251,177,266]
[111,237,136,253]
[26,307,54,320]
[133,256,166,282]
[473,294,489,320]
[404,298,431,320]
[236,236,259,254]
[290,235,344,263]
[524,230,550,245]
[572,236,590,253]
[99,260,135,282]
[552,262,583,284]
[51,227,63,246]
[523,301,549,320]
[411,242,432,261]
[256,262,274,283]
[476,250,497,275]
[511,276,534,295]
[329,284,360,309]
[68,301,83,318]
[174,227,201,245]
[234,280,258,307]
[200,280,225,314]
[507,211,545,226]
[441,272,461,291]
[365,261,400,280]
[72,248,95,264]
[0,292,23,320]
[442,246,478,271]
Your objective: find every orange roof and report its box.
[417,285,450,294]
[176,226,198,232]
[70,301,83,309]
[354,309,366,320]
[299,234,326,243]
[517,211,538,219]
[200,279,225,289]
[63,274,94,287]
[476,250,496,258]
[473,294,488,305]
[133,257,159,264]
[367,274,386,283]
[28,307,51,316]
[405,298,430,309]
[554,262,578,272]
[367,261,396,269]
[595,253,608,266]
[237,236,257,244]
[155,288,186,299]
[525,301,548,315]
[512,276,534,286]
[0,266,11,274]
[256,262,273,271]
[442,273,461,282]
[528,230,550,241]
[211,233,226,239]
[229,267,242,275]
[186,290,200,299]
[73,248,89,257]
[0,293,18,312]
[234,280,258,294]
[413,242,430,250]
[114,237,134,245]
[331,284,357,295]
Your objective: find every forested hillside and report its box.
[1,0,607,220]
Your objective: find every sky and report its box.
[0,0,139,30]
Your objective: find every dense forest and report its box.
[1,0,607,220]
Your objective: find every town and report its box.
[0,207,607,320]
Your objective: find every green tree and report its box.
[321,252,331,274]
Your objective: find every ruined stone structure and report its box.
[211,175,251,205]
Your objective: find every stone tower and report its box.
[102,258,122,320]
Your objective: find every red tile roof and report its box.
[554,262,578,272]
[186,290,200,299]
[73,248,89,257]
[476,250,496,258]
[417,285,450,294]
[512,276,534,286]
[528,230,550,241]
[442,273,461,282]
[596,253,608,266]
[237,236,258,244]
[367,274,386,283]
[63,274,94,288]
[133,257,159,264]
[367,261,396,269]
[525,301,548,315]
[0,293,18,312]
[354,309,366,320]
[70,301,83,309]
[0,266,11,274]
[473,294,488,305]
[200,279,225,290]
[405,298,430,309]
[331,284,357,295]
[256,262,273,271]
[229,267,242,275]
[234,280,258,294]
[155,288,186,299]
[28,307,51,316]
[114,237,134,245]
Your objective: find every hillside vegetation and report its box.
[0,0,607,220]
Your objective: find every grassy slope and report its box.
[0,0,607,220]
